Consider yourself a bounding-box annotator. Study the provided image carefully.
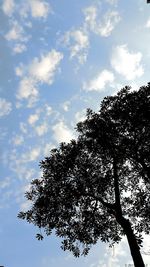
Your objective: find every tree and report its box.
[18,84,150,267]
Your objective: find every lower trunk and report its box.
[117,216,145,267]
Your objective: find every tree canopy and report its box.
[18,84,150,267]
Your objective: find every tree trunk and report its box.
[117,216,145,267]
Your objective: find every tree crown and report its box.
[18,84,150,257]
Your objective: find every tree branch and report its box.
[113,158,122,217]
[84,190,116,214]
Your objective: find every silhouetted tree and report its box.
[18,84,150,267]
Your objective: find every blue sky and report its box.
[0,0,150,266]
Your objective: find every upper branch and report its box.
[84,190,116,215]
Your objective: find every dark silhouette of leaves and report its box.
[18,84,150,267]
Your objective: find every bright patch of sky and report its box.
[0,0,150,267]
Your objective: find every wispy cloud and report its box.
[45,104,52,116]
[16,77,39,107]
[26,105,53,137]
[61,3,120,66]
[0,177,11,189]
[35,122,48,136]
[62,101,70,112]
[28,113,39,125]
[27,147,41,161]
[5,20,28,42]
[11,135,24,146]
[83,6,97,32]
[84,6,121,37]
[63,29,89,64]
[3,0,52,55]
[13,43,27,54]
[8,148,40,183]
[20,122,28,134]
[4,19,30,54]
[96,11,121,37]
[2,0,15,16]
[0,98,12,117]
[12,146,41,164]
[2,0,52,19]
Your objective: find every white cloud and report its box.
[75,109,86,122]
[83,6,97,32]
[63,29,89,64]
[13,147,41,163]
[145,18,150,28]
[28,50,63,84]
[28,147,41,161]
[20,199,32,211]
[96,11,121,37]
[84,6,120,37]
[9,147,41,183]
[16,50,63,107]
[15,64,24,77]
[0,98,12,117]
[45,104,52,116]
[5,20,29,54]
[112,237,129,258]
[99,235,150,267]
[20,122,28,134]
[17,0,52,20]
[111,45,144,80]
[29,0,51,18]
[52,121,74,143]
[9,147,42,186]
[62,101,70,112]
[4,18,31,54]
[0,177,11,189]
[12,135,24,146]
[2,0,15,16]
[28,113,39,125]
[16,77,39,107]
[43,143,55,156]
[96,238,131,267]
[35,122,48,136]
[13,43,27,54]
[5,20,28,42]
[83,70,115,91]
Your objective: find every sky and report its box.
[0,0,150,266]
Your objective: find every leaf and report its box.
[36,233,44,241]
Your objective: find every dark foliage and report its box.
[18,84,150,265]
